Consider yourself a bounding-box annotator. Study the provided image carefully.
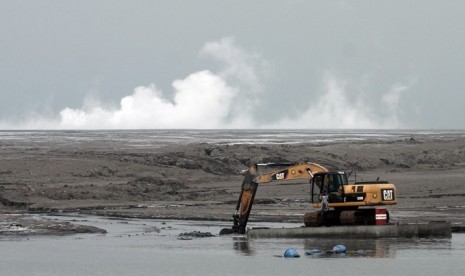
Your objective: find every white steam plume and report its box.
[59,71,237,129]
[0,38,413,130]
[7,37,262,130]
[57,37,266,129]
[270,73,414,129]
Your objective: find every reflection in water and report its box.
[233,237,453,258]
[303,238,396,258]
[233,236,254,256]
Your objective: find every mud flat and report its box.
[1,130,465,235]
[0,213,106,236]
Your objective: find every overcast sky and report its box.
[1,1,464,129]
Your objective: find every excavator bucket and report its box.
[220,162,258,235]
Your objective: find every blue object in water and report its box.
[332,244,347,253]
[284,248,300,258]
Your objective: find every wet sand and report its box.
[1,131,465,234]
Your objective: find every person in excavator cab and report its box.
[327,174,344,203]
[314,173,344,203]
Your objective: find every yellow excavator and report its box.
[220,161,397,234]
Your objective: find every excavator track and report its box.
[304,209,390,227]
[303,212,321,227]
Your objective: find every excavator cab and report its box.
[311,172,348,204]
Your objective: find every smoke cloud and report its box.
[0,37,413,130]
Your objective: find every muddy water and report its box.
[0,215,464,276]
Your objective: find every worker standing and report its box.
[321,189,330,227]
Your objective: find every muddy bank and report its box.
[0,213,106,236]
[1,131,465,235]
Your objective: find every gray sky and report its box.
[1,1,464,129]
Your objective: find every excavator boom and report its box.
[222,161,328,234]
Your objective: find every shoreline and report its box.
[2,211,464,237]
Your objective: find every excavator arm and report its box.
[221,161,328,234]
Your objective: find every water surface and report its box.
[0,215,463,276]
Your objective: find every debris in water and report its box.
[178,231,215,239]
[305,248,322,256]
[355,249,366,256]
[332,244,347,253]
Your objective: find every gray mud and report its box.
[1,130,465,234]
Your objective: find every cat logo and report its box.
[382,189,395,201]
[275,172,285,180]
